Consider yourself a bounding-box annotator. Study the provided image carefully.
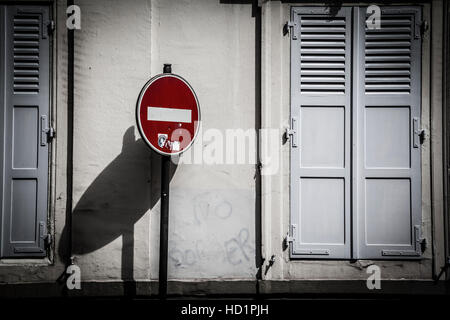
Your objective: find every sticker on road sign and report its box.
[158,134,168,148]
[172,141,180,151]
[136,73,201,156]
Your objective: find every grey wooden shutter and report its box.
[353,7,422,259]
[0,5,51,257]
[290,7,352,259]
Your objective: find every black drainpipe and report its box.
[65,0,74,271]
[253,0,263,296]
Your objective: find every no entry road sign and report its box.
[136,73,200,156]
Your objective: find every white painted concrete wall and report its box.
[71,0,153,282]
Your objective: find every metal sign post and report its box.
[159,153,170,299]
[159,64,171,299]
[136,64,200,299]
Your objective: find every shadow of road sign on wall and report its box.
[58,126,177,287]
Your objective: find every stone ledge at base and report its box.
[0,280,448,298]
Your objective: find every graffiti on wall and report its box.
[164,189,255,276]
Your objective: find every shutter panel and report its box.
[0,5,51,257]
[353,7,422,259]
[290,7,352,259]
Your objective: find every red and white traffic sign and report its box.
[136,73,200,156]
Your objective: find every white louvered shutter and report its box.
[0,5,51,257]
[290,7,352,259]
[353,7,422,259]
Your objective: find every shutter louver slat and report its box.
[300,16,346,94]
[365,15,413,94]
[13,14,39,94]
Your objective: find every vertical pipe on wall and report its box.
[253,0,263,293]
[430,0,446,280]
[65,0,74,269]
[442,0,450,281]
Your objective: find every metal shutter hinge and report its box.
[419,129,426,144]
[416,226,426,255]
[286,226,296,242]
[285,128,295,139]
[283,224,296,250]
[420,20,429,39]
[47,20,55,36]
[414,19,428,39]
[283,21,298,40]
[47,126,56,141]
[41,115,55,145]
[256,162,263,172]
[285,117,298,148]
[420,237,426,253]
[42,233,52,247]
[413,117,425,147]
[44,125,56,144]
[37,221,50,251]
[285,234,295,243]
[43,20,55,39]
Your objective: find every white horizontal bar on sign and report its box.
[147,107,192,123]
